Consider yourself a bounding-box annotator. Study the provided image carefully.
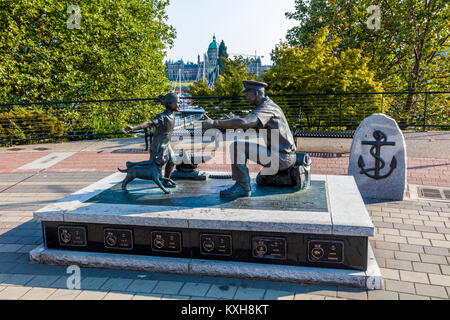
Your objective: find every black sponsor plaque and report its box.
[58,226,87,247]
[151,231,182,253]
[307,239,344,264]
[252,237,287,260]
[104,228,133,250]
[200,234,232,256]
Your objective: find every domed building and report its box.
[165,35,272,87]
[166,35,222,86]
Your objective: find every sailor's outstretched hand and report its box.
[122,125,134,134]
[196,114,215,130]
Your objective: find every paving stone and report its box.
[20,287,57,300]
[378,228,400,236]
[415,283,448,299]
[179,282,211,297]
[385,280,416,294]
[374,249,394,259]
[263,289,295,300]
[293,293,325,300]
[441,265,450,275]
[428,274,450,287]
[100,278,133,292]
[403,219,424,226]
[386,259,413,271]
[46,289,82,300]
[373,221,394,229]
[75,290,108,300]
[336,287,367,300]
[10,263,66,276]
[103,291,134,300]
[0,273,34,286]
[394,251,420,262]
[380,268,400,280]
[132,293,162,300]
[424,221,446,228]
[125,279,158,293]
[394,223,415,231]
[399,230,422,237]
[415,225,437,233]
[407,237,431,246]
[399,271,429,284]
[422,232,446,240]
[0,286,31,300]
[367,290,399,300]
[0,262,16,273]
[423,246,449,256]
[152,281,184,295]
[325,296,348,300]
[399,243,424,253]
[420,254,448,265]
[383,218,403,224]
[412,262,442,275]
[161,295,191,300]
[376,241,399,251]
[293,284,338,297]
[26,275,61,287]
[252,280,282,291]
[206,284,238,299]
[430,240,450,249]
[0,244,23,253]
[398,293,430,300]
[233,287,266,300]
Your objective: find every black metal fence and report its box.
[0,91,448,146]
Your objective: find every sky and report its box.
[165,0,298,65]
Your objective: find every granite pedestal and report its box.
[30,172,382,289]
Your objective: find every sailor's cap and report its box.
[241,80,268,93]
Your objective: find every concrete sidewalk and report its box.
[0,133,449,300]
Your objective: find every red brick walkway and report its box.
[1,151,449,187]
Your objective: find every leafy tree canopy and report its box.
[263,27,383,95]
[283,0,449,92]
[190,56,255,96]
[0,0,176,103]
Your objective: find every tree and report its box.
[0,0,176,143]
[218,40,229,75]
[189,57,255,119]
[283,0,449,124]
[0,0,176,103]
[263,27,384,129]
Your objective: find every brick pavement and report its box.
[0,137,449,300]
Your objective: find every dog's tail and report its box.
[117,167,128,173]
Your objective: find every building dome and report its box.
[208,35,219,50]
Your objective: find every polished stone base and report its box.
[31,172,380,287]
[30,243,382,289]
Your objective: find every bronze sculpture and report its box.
[201,80,311,199]
[119,93,179,191]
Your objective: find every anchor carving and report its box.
[358,130,397,180]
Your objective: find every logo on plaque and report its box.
[104,228,133,250]
[151,231,182,253]
[200,234,232,256]
[58,226,87,247]
[252,237,286,260]
[307,239,344,264]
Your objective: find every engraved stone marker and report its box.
[348,114,407,200]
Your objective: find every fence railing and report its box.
[0,91,448,146]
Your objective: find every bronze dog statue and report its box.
[117,162,177,194]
